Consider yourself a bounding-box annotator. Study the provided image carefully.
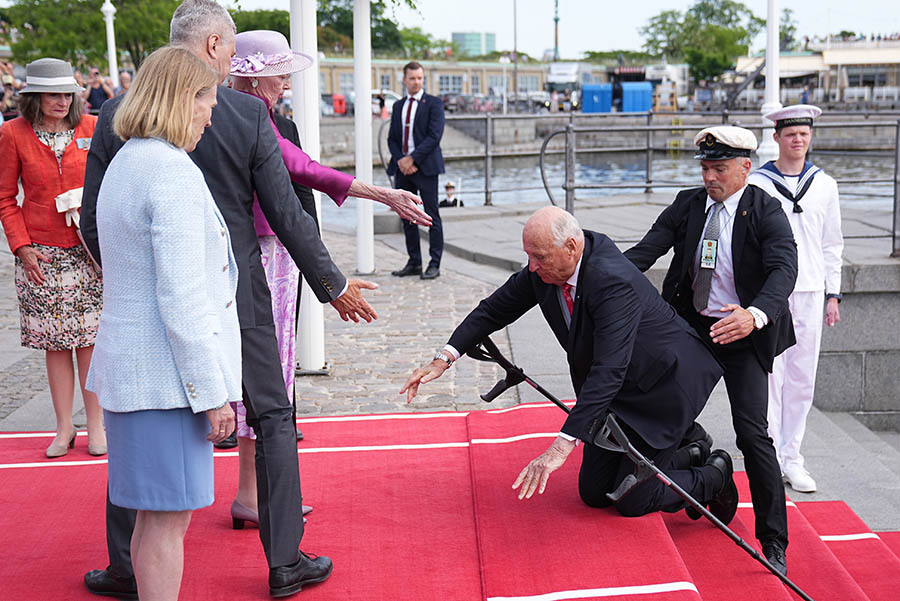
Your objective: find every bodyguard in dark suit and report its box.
[624,126,797,575]
[388,61,446,280]
[402,207,735,522]
[79,2,374,597]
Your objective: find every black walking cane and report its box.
[467,336,816,601]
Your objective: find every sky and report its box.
[230,0,900,60]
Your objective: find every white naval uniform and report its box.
[748,167,843,470]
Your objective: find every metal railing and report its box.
[376,109,900,256]
[537,116,900,257]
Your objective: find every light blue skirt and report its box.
[104,407,214,511]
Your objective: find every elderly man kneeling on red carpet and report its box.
[402,206,733,525]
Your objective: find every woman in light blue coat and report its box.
[86,46,239,601]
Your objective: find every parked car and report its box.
[441,92,464,113]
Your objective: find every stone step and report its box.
[825,411,900,479]
[790,406,900,531]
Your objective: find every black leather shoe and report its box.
[762,539,787,576]
[391,262,422,277]
[705,450,739,525]
[214,430,237,449]
[84,568,138,600]
[686,449,738,522]
[672,438,711,470]
[269,551,333,598]
[420,265,440,280]
[296,428,304,442]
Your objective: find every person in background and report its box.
[800,85,810,104]
[88,45,237,601]
[749,104,843,494]
[226,29,430,530]
[439,180,463,207]
[388,61,446,280]
[80,66,113,114]
[1,63,19,119]
[114,71,131,96]
[0,57,104,458]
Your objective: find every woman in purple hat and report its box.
[225,30,431,529]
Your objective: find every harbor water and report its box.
[322,150,896,229]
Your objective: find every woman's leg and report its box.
[45,349,76,443]
[75,345,106,449]
[235,435,258,511]
[131,509,192,601]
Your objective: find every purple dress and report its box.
[236,103,354,439]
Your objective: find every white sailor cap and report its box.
[764,104,822,129]
[693,126,758,160]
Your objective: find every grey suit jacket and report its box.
[80,86,345,329]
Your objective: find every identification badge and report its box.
[76,138,91,150]
[700,239,718,269]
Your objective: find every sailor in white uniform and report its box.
[749,104,843,493]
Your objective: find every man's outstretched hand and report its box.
[512,436,576,499]
[400,358,450,403]
[330,279,379,323]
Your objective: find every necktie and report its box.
[562,283,574,316]
[402,97,415,155]
[693,203,724,313]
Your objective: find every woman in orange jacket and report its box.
[0,58,104,458]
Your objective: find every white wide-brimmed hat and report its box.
[20,58,83,94]
[230,30,314,78]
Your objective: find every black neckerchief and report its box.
[754,161,821,213]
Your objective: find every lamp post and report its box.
[101,0,119,89]
[757,0,781,164]
[353,0,375,274]
[290,0,327,373]
[499,55,510,114]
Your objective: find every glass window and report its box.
[518,75,539,93]
[319,72,326,93]
[380,73,391,90]
[438,74,463,94]
[471,74,480,94]
[338,72,354,96]
[488,74,508,95]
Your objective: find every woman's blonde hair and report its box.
[113,46,218,148]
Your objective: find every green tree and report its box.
[5,0,176,71]
[230,9,290,40]
[317,0,402,52]
[780,8,798,51]
[639,0,763,81]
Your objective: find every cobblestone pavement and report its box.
[294,231,519,416]
[0,232,518,427]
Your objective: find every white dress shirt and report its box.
[692,186,769,327]
[400,88,425,156]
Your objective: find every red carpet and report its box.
[881,532,900,560]
[797,501,900,601]
[2,402,898,600]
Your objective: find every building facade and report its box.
[451,32,496,57]
[317,56,582,98]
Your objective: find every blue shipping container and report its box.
[621,81,652,112]
[581,83,611,113]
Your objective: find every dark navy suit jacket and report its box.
[387,92,445,177]
[624,185,797,372]
[447,231,723,449]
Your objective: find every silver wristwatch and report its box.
[433,351,452,366]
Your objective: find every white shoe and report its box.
[783,464,816,493]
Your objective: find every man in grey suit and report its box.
[79,1,392,597]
